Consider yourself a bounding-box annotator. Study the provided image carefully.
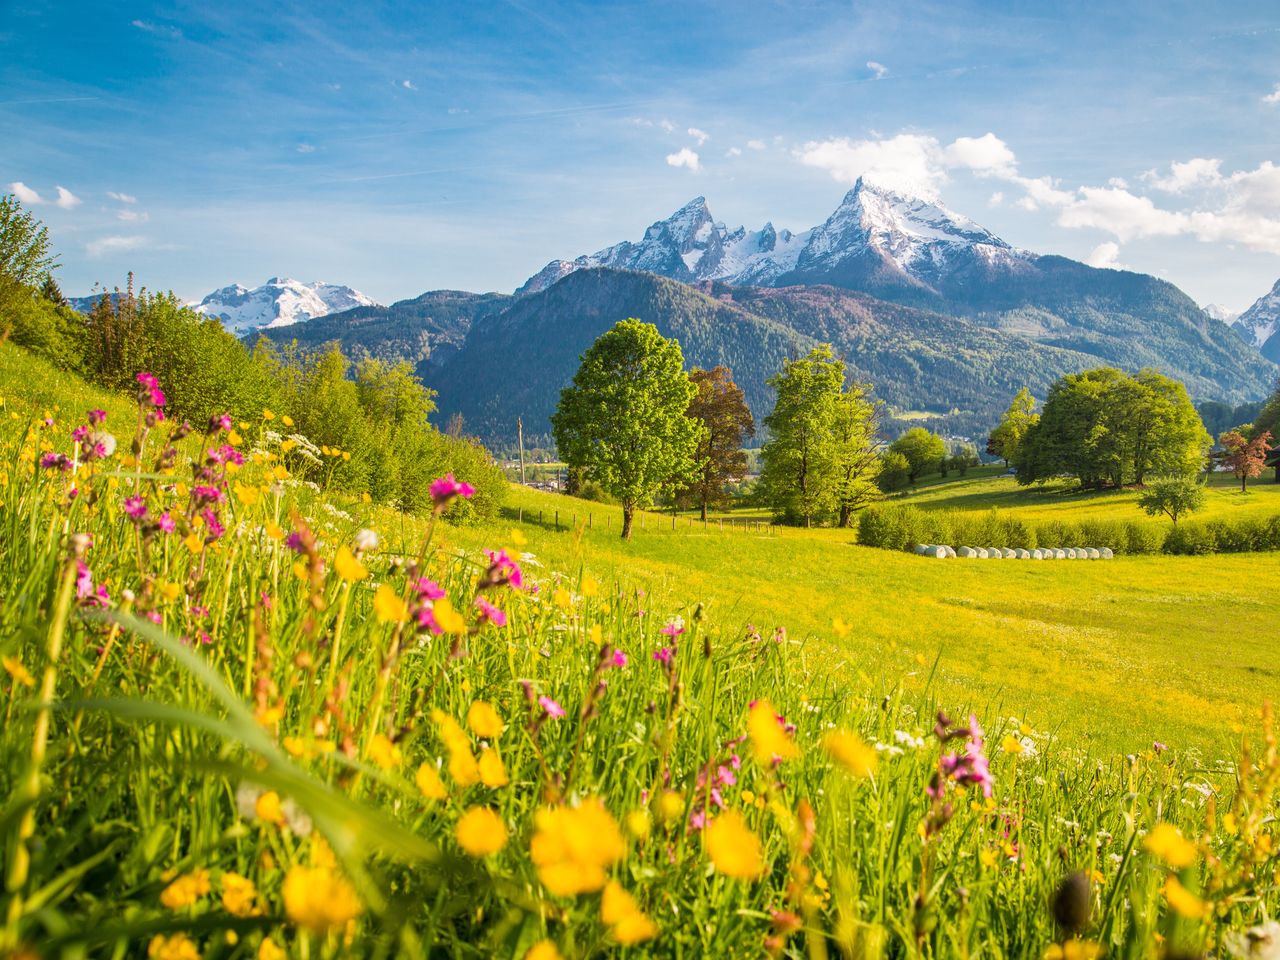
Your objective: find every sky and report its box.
[3,0,1280,312]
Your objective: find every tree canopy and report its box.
[1015,368,1210,488]
[551,319,701,538]
[1137,475,1206,526]
[987,387,1038,466]
[888,428,946,484]
[678,366,755,520]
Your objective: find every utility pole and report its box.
[517,416,526,486]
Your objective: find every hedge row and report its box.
[856,505,1280,556]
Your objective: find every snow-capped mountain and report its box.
[1232,279,1280,361]
[190,277,379,334]
[1204,303,1240,325]
[517,179,1033,297]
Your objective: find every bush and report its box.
[1163,524,1218,555]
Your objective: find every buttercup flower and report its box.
[455,806,508,856]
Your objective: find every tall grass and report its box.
[0,377,1277,958]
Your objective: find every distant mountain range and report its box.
[189,277,379,334]
[71,181,1280,446]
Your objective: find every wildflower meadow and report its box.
[1,369,1278,959]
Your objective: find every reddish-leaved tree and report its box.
[1218,429,1273,492]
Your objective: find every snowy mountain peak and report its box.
[1203,303,1241,325]
[517,182,1029,295]
[191,278,380,334]
[1233,278,1280,355]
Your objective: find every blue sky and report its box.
[4,0,1280,310]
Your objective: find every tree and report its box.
[876,450,910,492]
[0,193,58,331]
[888,428,946,485]
[1218,428,1273,493]
[947,442,979,476]
[680,366,755,521]
[832,383,882,527]
[1015,368,1210,488]
[552,319,700,539]
[987,388,1038,467]
[759,345,844,527]
[1137,475,1206,526]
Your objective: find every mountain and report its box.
[1204,303,1240,325]
[518,179,1034,302]
[1233,279,1280,363]
[190,277,379,334]
[433,268,1128,445]
[257,290,511,370]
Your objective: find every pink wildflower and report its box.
[156,512,176,533]
[480,549,524,590]
[75,561,94,600]
[609,649,628,668]
[474,596,507,627]
[660,620,685,638]
[123,495,147,520]
[40,453,71,471]
[429,473,475,507]
[87,409,107,425]
[653,647,674,665]
[538,696,565,719]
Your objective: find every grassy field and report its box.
[435,483,1277,755]
[2,342,1278,957]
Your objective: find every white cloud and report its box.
[665,147,700,172]
[747,139,766,150]
[726,146,742,157]
[296,143,316,154]
[659,118,675,133]
[107,191,137,204]
[117,209,149,222]
[688,127,709,146]
[1084,241,1126,270]
[944,133,1018,178]
[131,19,183,39]
[796,133,948,196]
[1262,83,1280,105]
[54,186,80,209]
[867,60,888,80]
[1142,158,1222,194]
[9,181,42,204]
[1107,177,1129,189]
[402,80,416,90]
[86,235,145,258]
[1056,186,1188,240]
[988,191,1004,206]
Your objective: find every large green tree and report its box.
[0,193,58,331]
[1016,368,1210,488]
[987,387,1038,467]
[888,427,946,485]
[759,345,845,527]
[679,366,755,521]
[552,319,700,539]
[832,384,882,527]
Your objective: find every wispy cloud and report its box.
[117,209,149,222]
[107,191,137,204]
[54,186,80,209]
[1084,241,1126,270]
[131,19,183,39]
[86,235,145,258]
[867,60,888,80]
[665,147,700,172]
[402,79,417,90]
[688,126,709,146]
[296,143,316,154]
[1263,83,1280,105]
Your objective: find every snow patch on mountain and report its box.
[1232,280,1280,349]
[191,277,379,333]
[1203,303,1240,325]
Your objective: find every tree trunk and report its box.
[621,503,634,539]
[700,498,708,523]
[1241,475,1247,493]
[838,502,850,528]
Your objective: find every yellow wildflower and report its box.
[553,587,572,609]
[509,527,528,546]
[334,545,368,582]
[234,481,259,506]
[467,700,505,738]
[415,763,448,800]
[255,790,285,826]
[581,574,599,597]
[272,464,289,481]
[2,655,35,687]
[148,933,201,959]
[183,533,203,554]
[1162,876,1210,919]
[658,790,685,823]
[1044,942,1104,960]
[478,748,508,787]
[588,624,603,645]
[265,521,284,541]
[281,414,294,427]
[748,699,799,763]
[530,799,625,896]
[262,408,275,420]
[1144,823,1197,868]
[601,880,658,944]
[280,438,297,454]
[282,736,306,758]
[220,872,259,917]
[832,616,851,639]
[160,581,182,602]
[159,869,211,910]
[980,848,999,869]
[705,811,763,878]
[373,584,408,624]
[431,596,468,635]
[455,806,508,857]
[824,730,878,778]
[367,733,401,770]
[524,941,563,960]
[626,808,651,841]
[227,429,243,446]
[282,864,362,932]
[258,939,285,960]
[1001,735,1025,755]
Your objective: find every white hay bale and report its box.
[1015,548,1030,559]
[1100,547,1114,559]
[1054,549,1067,560]
[944,545,956,558]
[1002,548,1016,558]
[1087,547,1101,559]
[975,547,988,558]
[1030,548,1043,559]
[1064,548,1077,559]
[926,545,947,558]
